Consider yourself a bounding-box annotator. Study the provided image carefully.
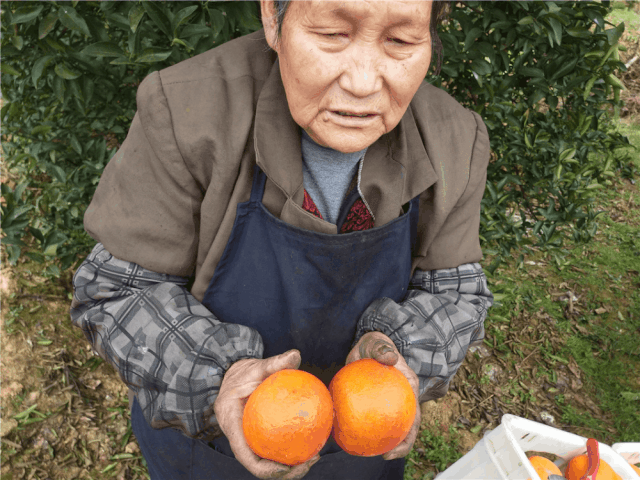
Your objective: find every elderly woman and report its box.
[70,0,493,479]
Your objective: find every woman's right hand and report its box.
[213,349,321,479]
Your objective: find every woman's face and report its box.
[262,0,434,153]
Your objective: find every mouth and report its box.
[332,111,377,118]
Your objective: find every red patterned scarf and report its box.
[302,190,374,233]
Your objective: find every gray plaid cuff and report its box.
[70,243,263,439]
[353,263,493,403]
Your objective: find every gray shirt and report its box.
[300,129,367,224]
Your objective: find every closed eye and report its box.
[388,37,412,45]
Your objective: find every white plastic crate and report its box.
[434,414,640,479]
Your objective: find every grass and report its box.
[608,1,640,43]
[402,108,640,480]
[404,422,465,480]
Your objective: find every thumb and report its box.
[276,349,301,370]
[371,342,399,366]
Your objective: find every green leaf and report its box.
[180,24,212,38]
[11,4,44,24]
[143,2,172,38]
[58,5,91,37]
[39,12,59,39]
[209,9,226,39]
[547,17,562,47]
[518,16,534,26]
[559,148,576,162]
[11,36,24,51]
[42,230,68,253]
[6,245,22,265]
[129,4,146,33]
[109,56,136,66]
[604,24,625,46]
[520,67,545,78]
[30,125,53,136]
[605,73,625,90]
[598,44,618,67]
[583,76,597,101]
[50,164,67,183]
[566,27,591,39]
[44,36,67,53]
[53,75,66,102]
[136,48,173,63]
[583,51,604,59]
[55,63,81,80]
[1,64,21,76]
[32,55,55,88]
[70,135,83,155]
[171,38,194,51]
[14,183,28,201]
[28,227,45,244]
[550,58,578,82]
[529,89,545,106]
[173,5,199,36]
[83,77,95,106]
[471,58,492,76]
[464,27,483,52]
[128,22,143,56]
[70,79,84,103]
[81,42,125,58]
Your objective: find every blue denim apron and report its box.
[131,165,420,479]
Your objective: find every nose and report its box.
[338,43,383,98]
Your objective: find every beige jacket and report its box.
[85,28,491,303]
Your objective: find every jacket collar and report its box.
[254,56,438,227]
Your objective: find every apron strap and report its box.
[250,164,268,203]
[409,194,421,256]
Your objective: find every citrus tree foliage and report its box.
[426,1,633,271]
[0,1,634,274]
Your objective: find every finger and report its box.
[359,337,394,358]
[228,434,292,479]
[264,349,302,377]
[280,455,321,479]
[383,405,421,460]
[220,395,290,479]
[228,380,264,400]
[372,347,399,366]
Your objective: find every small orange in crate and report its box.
[564,454,622,480]
[526,455,563,480]
[242,369,333,466]
[329,358,416,456]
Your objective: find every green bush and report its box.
[1,1,636,274]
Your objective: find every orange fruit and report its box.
[242,369,333,466]
[565,454,622,480]
[526,455,562,480]
[329,358,416,457]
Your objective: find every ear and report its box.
[260,0,279,53]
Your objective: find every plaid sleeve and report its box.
[352,263,493,403]
[70,243,264,439]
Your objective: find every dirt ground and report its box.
[2,7,640,480]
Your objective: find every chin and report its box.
[321,131,381,153]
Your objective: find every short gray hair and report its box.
[271,0,451,76]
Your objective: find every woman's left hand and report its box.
[345,331,421,461]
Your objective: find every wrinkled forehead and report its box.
[284,0,433,27]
